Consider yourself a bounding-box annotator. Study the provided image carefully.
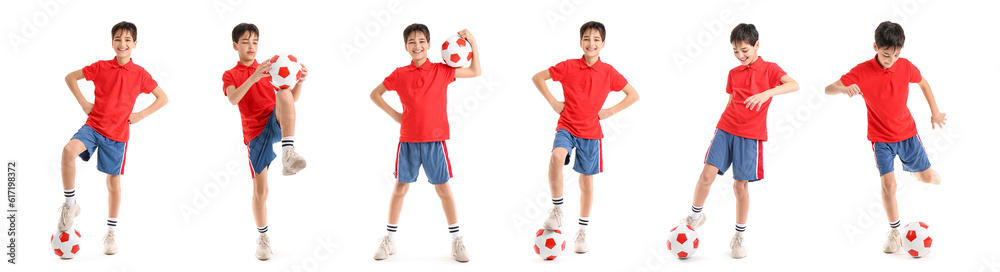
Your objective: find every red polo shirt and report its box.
[716,57,786,141]
[222,60,278,144]
[82,57,158,142]
[840,56,922,143]
[383,60,456,142]
[549,56,628,140]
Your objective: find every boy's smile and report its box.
[579,29,604,62]
[112,29,135,64]
[733,41,759,66]
[875,44,901,69]
[405,32,429,64]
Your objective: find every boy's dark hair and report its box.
[874,21,905,49]
[403,23,430,43]
[579,21,606,40]
[111,21,137,41]
[730,23,758,46]
[232,23,259,43]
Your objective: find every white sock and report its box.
[448,223,460,241]
[257,225,268,234]
[107,218,118,231]
[889,220,901,229]
[735,223,746,232]
[281,136,295,153]
[552,197,563,210]
[387,224,398,241]
[689,205,703,220]
[578,217,589,230]
[64,189,76,206]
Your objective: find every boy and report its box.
[679,23,799,259]
[824,21,945,254]
[222,23,309,260]
[369,23,481,263]
[534,21,640,254]
[58,21,169,255]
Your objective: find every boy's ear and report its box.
[754,41,760,49]
[233,42,238,51]
[873,42,878,52]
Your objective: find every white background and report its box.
[2,0,999,271]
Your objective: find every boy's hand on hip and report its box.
[128,112,145,124]
[550,101,565,115]
[81,102,93,116]
[598,109,613,120]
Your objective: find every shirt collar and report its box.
[110,57,137,70]
[738,56,765,71]
[235,60,259,71]
[578,56,604,71]
[869,55,895,72]
[406,59,432,71]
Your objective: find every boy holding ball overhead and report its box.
[369,23,481,263]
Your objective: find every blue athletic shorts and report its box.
[704,128,764,181]
[246,108,281,178]
[552,129,603,175]
[395,141,453,184]
[872,134,930,176]
[71,125,128,175]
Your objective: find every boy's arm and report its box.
[599,84,639,120]
[369,83,402,123]
[289,64,308,102]
[454,29,481,78]
[745,75,799,111]
[225,61,271,105]
[917,77,947,129]
[531,69,563,114]
[825,80,861,97]
[64,69,92,115]
[129,86,168,124]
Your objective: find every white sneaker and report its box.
[57,203,81,232]
[103,231,118,255]
[883,228,901,253]
[451,236,470,262]
[730,232,747,259]
[680,213,707,229]
[574,229,588,253]
[256,234,272,260]
[373,236,396,260]
[542,207,563,230]
[282,147,307,176]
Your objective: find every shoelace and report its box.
[104,232,115,245]
[453,238,466,256]
[549,208,562,222]
[378,237,392,253]
[258,235,270,249]
[730,235,743,249]
[58,205,72,227]
[886,229,900,244]
[575,231,586,243]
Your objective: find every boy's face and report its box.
[732,41,758,66]
[405,31,428,62]
[112,29,136,59]
[579,29,604,59]
[233,31,258,62]
[874,44,901,69]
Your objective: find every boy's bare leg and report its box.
[548,148,569,199]
[880,172,899,223]
[434,182,458,225]
[733,180,749,225]
[579,174,594,218]
[275,89,296,138]
[252,167,269,228]
[915,168,939,184]
[107,175,121,218]
[387,182,409,225]
[692,163,721,207]
[61,140,87,190]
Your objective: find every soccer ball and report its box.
[51,228,81,259]
[440,35,472,68]
[668,225,699,259]
[901,221,932,258]
[533,229,566,260]
[268,54,302,89]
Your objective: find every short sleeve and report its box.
[439,63,456,84]
[222,71,235,96]
[139,69,158,94]
[769,64,788,87]
[382,69,398,92]
[609,67,627,92]
[907,60,922,83]
[548,60,570,82]
[839,63,865,87]
[82,61,101,81]
[725,70,734,94]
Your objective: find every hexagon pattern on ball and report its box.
[441,35,473,68]
[901,221,933,258]
[668,225,699,259]
[534,228,566,260]
[51,228,82,259]
[268,54,302,89]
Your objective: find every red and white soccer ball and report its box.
[534,229,566,260]
[901,221,933,258]
[51,228,81,259]
[668,225,699,259]
[440,35,472,68]
[268,54,302,89]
